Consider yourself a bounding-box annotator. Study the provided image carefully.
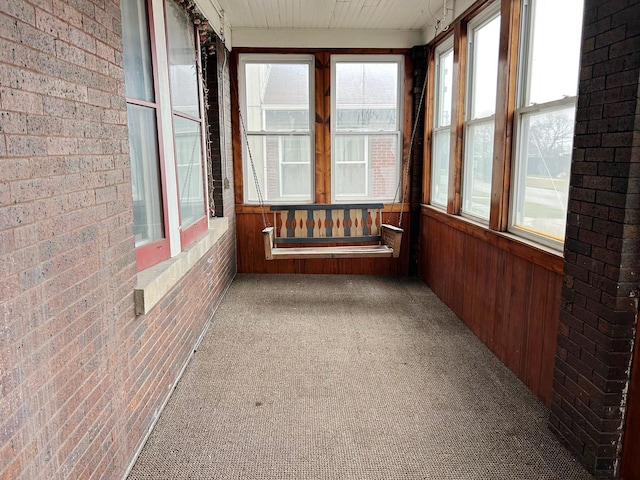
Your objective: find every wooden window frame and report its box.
[237,53,316,205]
[231,48,413,209]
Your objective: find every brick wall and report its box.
[550,0,640,477]
[0,1,236,478]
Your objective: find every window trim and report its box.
[122,0,212,271]
[460,5,501,223]
[430,37,455,209]
[238,53,315,205]
[507,0,581,250]
[330,54,404,204]
[164,0,210,247]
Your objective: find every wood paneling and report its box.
[621,313,640,479]
[237,209,410,275]
[419,206,563,405]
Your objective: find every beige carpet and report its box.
[128,274,594,479]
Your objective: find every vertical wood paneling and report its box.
[419,209,563,405]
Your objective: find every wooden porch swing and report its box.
[238,71,425,261]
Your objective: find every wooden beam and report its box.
[490,0,521,231]
[447,21,466,215]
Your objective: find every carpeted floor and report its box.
[128,274,594,479]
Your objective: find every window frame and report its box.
[431,37,455,209]
[330,54,404,204]
[238,53,315,205]
[460,5,501,223]
[164,0,209,247]
[508,0,582,250]
[122,0,211,271]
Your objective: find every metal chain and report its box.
[389,75,427,229]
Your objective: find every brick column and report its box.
[550,0,640,478]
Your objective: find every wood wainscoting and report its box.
[419,205,564,405]
[236,207,410,275]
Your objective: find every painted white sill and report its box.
[134,217,229,315]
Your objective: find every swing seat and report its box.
[262,204,403,260]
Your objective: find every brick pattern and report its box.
[0,1,236,478]
[550,0,640,477]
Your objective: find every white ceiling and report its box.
[195,0,476,48]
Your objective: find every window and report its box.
[332,55,403,203]
[431,39,454,208]
[510,0,583,247]
[239,55,314,203]
[462,9,501,221]
[122,0,209,270]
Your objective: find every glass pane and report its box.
[173,116,205,228]
[121,0,154,102]
[527,0,584,105]
[334,134,398,200]
[245,134,312,202]
[462,120,494,219]
[265,110,310,130]
[437,48,454,127]
[127,104,163,246]
[166,0,200,118]
[514,107,575,240]
[244,63,310,132]
[431,128,450,207]
[335,62,398,131]
[469,15,501,119]
[280,136,311,197]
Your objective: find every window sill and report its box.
[134,217,229,315]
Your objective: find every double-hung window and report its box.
[332,55,403,203]
[510,0,583,247]
[462,8,501,221]
[239,55,314,204]
[431,40,454,208]
[122,0,209,271]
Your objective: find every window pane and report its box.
[127,104,163,246]
[469,15,501,119]
[431,128,450,206]
[121,0,154,102]
[245,134,312,202]
[244,63,310,132]
[527,0,584,105]
[513,107,574,240]
[281,136,311,197]
[437,49,454,127]
[166,0,200,118]
[462,121,494,219]
[334,134,398,201]
[173,116,205,227]
[335,62,398,131]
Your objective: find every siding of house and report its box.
[0,1,236,478]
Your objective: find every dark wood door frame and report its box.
[621,310,640,479]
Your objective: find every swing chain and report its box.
[389,74,427,229]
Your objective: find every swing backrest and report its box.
[270,204,385,245]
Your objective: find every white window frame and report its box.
[431,37,454,209]
[509,0,582,250]
[238,54,315,204]
[331,54,404,204]
[461,5,501,223]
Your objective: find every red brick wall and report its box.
[0,1,236,478]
